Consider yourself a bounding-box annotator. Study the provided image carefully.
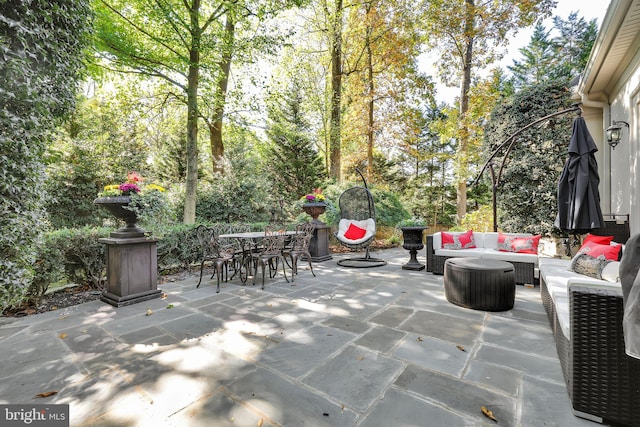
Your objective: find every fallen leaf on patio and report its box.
[257,418,264,427]
[416,337,423,342]
[35,391,58,398]
[146,308,153,316]
[58,315,69,320]
[481,406,497,422]
[457,345,466,352]
[166,304,174,309]
[161,293,168,299]
[51,306,58,311]
[268,304,272,307]
[341,404,345,412]
[356,356,365,361]
[58,333,67,339]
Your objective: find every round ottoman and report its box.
[444,258,515,311]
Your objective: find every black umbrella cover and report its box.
[554,116,604,234]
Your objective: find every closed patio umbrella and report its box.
[554,115,604,234]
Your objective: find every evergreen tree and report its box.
[550,12,598,81]
[509,12,598,87]
[508,23,555,88]
[264,84,325,201]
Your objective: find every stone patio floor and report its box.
[0,247,602,426]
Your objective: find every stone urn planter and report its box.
[302,202,327,225]
[301,202,332,262]
[94,195,145,238]
[400,226,428,270]
[94,195,161,307]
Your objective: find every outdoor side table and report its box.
[444,257,515,311]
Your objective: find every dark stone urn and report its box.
[94,196,145,238]
[301,202,332,262]
[302,202,327,225]
[400,226,428,270]
[94,196,161,307]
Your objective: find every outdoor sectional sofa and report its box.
[427,226,640,425]
[539,255,640,426]
[426,231,538,285]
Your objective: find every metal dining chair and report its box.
[251,234,288,289]
[196,225,234,292]
[284,222,316,281]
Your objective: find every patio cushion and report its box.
[569,253,612,279]
[583,233,614,245]
[337,218,375,245]
[481,248,539,265]
[441,230,476,249]
[497,232,540,254]
[577,241,622,260]
[344,223,366,240]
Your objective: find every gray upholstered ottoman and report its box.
[444,257,515,311]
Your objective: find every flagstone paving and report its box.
[0,247,602,426]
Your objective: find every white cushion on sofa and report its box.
[541,257,622,340]
[435,248,486,258]
[481,248,539,265]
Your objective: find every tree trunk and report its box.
[456,0,475,224]
[365,12,374,179]
[329,0,343,181]
[183,4,201,225]
[210,15,235,175]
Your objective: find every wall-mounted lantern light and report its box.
[605,120,629,149]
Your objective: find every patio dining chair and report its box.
[284,222,316,281]
[251,234,289,289]
[196,225,234,292]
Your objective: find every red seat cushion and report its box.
[344,223,367,240]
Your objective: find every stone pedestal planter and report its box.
[400,226,428,270]
[95,196,161,307]
[302,202,332,262]
[98,236,161,307]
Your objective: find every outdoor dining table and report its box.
[218,230,300,284]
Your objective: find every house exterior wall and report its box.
[608,47,640,235]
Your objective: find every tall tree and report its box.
[340,0,431,182]
[94,0,301,222]
[509,12,598,87]
[508,23,555,88]
[94,0,225,223]
[327,0,344,181]
[422,0,554,224]
[550,12,598,81]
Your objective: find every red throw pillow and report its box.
[578,241,622,261]
[458,230,476,248]
[497,232,540,254]
[441,232,455,248]
[583,233,614,246]
[441,230,475,249]
[344,223,367,240]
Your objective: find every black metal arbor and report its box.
[472,104,583,232]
